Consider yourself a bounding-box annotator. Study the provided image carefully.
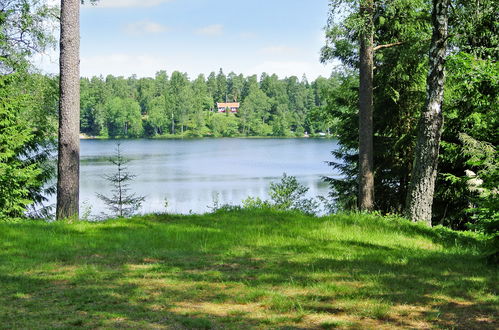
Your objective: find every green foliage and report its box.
[435,51,498,229]
[241,196,270,209]
[79,71,336,138]
[242,173,320,215]
[321,71,359,211]
[145,95,171,136]
[446,133,498,238]
[449,0,498,59]
[321,0,430,214]
[460,134,498,232]
[238,86,272,135]
[0,0,56,74]
[0,0,57,218]
[268,173,319,215]
[0,76,40,217]
[422,2,498,229]
[322,0,497,231]
[207,113,239,137]
[104,97,143,138]
[0,73,56,219]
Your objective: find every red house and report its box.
[217,102,240,113]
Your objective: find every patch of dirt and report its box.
[432,300,498,329]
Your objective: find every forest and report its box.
[319,0,497,233]
[78,71,334,138]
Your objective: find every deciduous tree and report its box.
[405,0,450,225]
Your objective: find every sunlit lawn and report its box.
[0,209,497,329]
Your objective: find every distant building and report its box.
[217,102,240,113]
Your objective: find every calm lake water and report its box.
[48,138,340,216]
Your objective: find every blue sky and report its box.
[39,0,336,79]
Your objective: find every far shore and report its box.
[79,134,336,140]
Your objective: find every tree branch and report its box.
[373,41,405,51]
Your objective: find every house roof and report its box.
[217,102,240,108]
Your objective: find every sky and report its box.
[37,0,336,80]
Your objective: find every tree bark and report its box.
[56,0,80,220]
[358,0,375,211]
[405,0,449,225]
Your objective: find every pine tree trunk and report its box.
[56,0,80,220]
[358,0,375,211]
[405,0,449,225]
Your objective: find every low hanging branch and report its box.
[373,41,405,51]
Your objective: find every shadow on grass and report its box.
[0,210,497,329]
[0,273,271,329]
[396,217,487,249]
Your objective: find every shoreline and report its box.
[79,134,337,140]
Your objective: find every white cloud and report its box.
[92,0,174,8]
[195,24,224,36]
[124,21,169,36]
[259,45,297,55]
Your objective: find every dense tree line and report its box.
[321,0,497,232]
[79,70,335,138]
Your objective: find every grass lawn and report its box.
[0,209,497,329]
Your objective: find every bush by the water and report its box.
[242,173,320,215]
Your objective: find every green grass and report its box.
[0,209,497,329]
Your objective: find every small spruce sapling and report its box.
[97,143,145,217]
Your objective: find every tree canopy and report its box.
[79,71,337,138]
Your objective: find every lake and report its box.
[48,138,340,217]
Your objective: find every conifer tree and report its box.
[57,0,80,220]
[97,144,145,217]
[358,0,375,211]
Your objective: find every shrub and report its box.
[242,173,320,215]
